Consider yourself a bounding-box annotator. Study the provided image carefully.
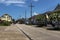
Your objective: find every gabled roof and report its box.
[54,4,60,10]
[43,4,60,15]
[1,14,11,17]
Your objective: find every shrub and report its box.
[0,21,11,26]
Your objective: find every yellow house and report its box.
[0,14,12,22]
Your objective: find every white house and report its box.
[0,14,12,22]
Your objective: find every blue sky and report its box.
[0,0,60,20]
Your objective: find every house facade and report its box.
[29,4,60,24]
[0,14,12,22]
[44,4,60,18]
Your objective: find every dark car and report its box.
[47,21,60,30]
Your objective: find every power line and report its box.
[29,1,34,20]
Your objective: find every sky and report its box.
[0,0,60,20]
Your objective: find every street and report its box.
[16,24,60,40]
[0,24,29,40]
[0,0,60,40]
[0,24,60,40]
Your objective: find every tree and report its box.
[12,19,16,24]
[34,14,46,26]
[16,18,25,24]
[48,11,60,29]
[35,15,45,21]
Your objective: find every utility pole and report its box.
[29,1,34,22]
[25,10,26,21]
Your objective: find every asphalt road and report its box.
[0,24,29,40]
[16,24,60,40]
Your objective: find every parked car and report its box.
[47,21,60,30]
[25,20,31,25]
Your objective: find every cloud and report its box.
[14,3,26,7]
[33,12,38,15]
[0,0,39,7]
[0,0,5,2]
[4,0,25,4]
[33,0,39,2]
[0,0,26,7]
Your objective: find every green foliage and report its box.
[12,19,16,24]
[49,13,57,20]
[49,12,60,21]
[35,15,45,21]
[0,21,11,26]
[16,18,25,24]
[35,15,46,27]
